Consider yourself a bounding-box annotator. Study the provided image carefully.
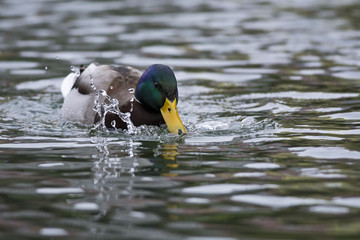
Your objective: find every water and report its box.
[1,0,360,239]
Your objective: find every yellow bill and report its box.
[160,98,186,135]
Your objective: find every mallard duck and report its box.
[61,63,186,135]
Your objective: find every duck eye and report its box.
[154,82,160,89]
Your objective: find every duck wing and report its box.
[62,63,141,125]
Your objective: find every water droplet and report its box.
[90,82,96,91]
[99,89,107,96]
[111,120,116,128]
[89,75,97,91]
[44,66,48,70]
[129,97,134,112]
[128,88,135,93]
[111,98,119,105]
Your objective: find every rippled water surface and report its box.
[1,0,360,239]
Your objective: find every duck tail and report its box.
[61,72,77,97]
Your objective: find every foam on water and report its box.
[196,121,230,131]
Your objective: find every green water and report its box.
[1,0,360,239]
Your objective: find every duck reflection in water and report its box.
[92,138,180,184]
[155,143,180,175]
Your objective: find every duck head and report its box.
[135,64,186,135]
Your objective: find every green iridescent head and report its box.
[135,64,178,112]
[135,64,186,135]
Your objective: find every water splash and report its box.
[70,65,81,77]
[128,88,135,113]
[91,76,136,134]
[129,97,134,112]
